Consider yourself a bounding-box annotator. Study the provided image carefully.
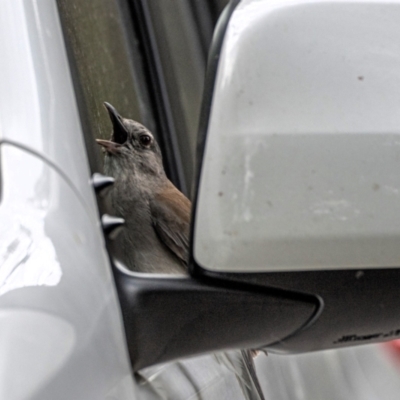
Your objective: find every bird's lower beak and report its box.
[96,139,121,154]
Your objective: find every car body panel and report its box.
[0,0,96,220]
[0,144,135,398]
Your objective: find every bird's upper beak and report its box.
[96,139,121,154]
[103,102,128,145]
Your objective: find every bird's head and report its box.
[97,102,165,180]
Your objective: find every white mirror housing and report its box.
[194,0,400,273]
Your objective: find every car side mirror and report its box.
[191,0,400,352]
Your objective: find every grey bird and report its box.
[97,103,265,400]
[96,102,190,274]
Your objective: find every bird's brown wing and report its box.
[150,181,191,265]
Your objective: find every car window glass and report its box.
[136,0,229,192]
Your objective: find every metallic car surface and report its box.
[0,0,97,219]
[0,0,136,398]
[0,144,136,399]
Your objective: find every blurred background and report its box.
[255,342,400,400]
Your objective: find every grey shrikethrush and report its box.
[96,102,190,274]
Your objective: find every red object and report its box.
[382,340,400,363]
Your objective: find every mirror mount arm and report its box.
[111,260,318,371]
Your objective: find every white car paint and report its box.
[194,0,400,272]
[0,0,137,398]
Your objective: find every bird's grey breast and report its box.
[106,165,185,274]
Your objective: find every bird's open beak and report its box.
[96,139,121,154]
[103,102,128,145]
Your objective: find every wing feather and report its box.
[150,181,191,265]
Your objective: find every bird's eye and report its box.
[139,134,152,147]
